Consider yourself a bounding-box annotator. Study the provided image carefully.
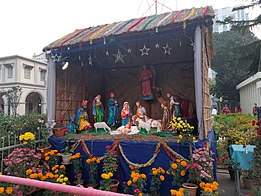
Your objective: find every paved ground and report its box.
[217,169,255,196]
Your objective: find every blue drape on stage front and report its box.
[48,137,214,196]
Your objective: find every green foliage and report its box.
[0,114,46,146]
[212,30,259,101]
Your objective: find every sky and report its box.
[0,0,259,58]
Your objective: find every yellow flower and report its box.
[170,189,177,196]
[179,135,183,139]
[171,163,178,169]
[59,179,64,183]
[38,173,43,178]
[63,177,68,182]
[176,191,183,196]
[133,177,138,183]
[127,180,132,186]
[23,141,28,145]
[5,187,13,195]
[108,172,113,177]
[60,174,64,178]
[205,183,211,188]
[141,174,146,179]
[213,181,219,187]
[166,171,170,175]
[152,170,158,175]
[180,170,186,176]
[159,175,165,181]
[0,187,4,194]
[211,184,218,191]
[26,169,32,175]
[199,182,205,188]
[62,182,66,185]
[177,117,181,121]
[180,161,187,167]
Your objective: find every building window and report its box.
[24,67,31,79]
[7,66,13,78]
[40,70,46,81]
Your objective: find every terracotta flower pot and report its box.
[62,153,72,164]
[182,183,198,196]
[110,179,119,192]
[53,127,68,138]
[37,145,51,156]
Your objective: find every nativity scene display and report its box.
[67,64,196,138]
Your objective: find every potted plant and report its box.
[69,152,83,185]
[53,117,68,138]
[37,118,53,155]
[86,156,100,187]
[167,159,187,188]
[149,167,165,196]
[100,145,119,191]
[61,146,72,164]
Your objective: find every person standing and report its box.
[253,103,258,116]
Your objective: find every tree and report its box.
[211,30,259,101]
[217,0,261,74]
[5,86,22,117]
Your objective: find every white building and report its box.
[0,55,47,115]
[236,72,261,114]
[213,6,249,33]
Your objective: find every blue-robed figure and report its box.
[75,100,92,133]
[107,92,119,127]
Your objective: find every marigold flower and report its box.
[166,171,170,175]
[96,159,100,164]
[91,157,96,162]
[170,189,177,195]
[5,187,13,195]
[45,156,50,161]
[152,167,156,171]
[199,182,205,188]
[108,172,113,177]
[54,174,59,179]
[213,181,219,187]
[86,159,91,163]
[211,184,218,191]
[179,188,185,192]
[0,187,4,194]
[40,176,47,181]
[141,174,146,179]
[180,170,186,176]
[60,165,65,169]
[138,193,142,196]
[127,180,132,186]
[179,135,183,139]
[180,161,187,167]
[38,173,43,178]
[176,159,181,163]
[176,191,183,196]
[55,169,59,173]
[159,175,165,181]
[152,170,158,175]
[133,177,138,183]
[26,169,32,175]
[171,163,178,169]
[57,153,62,156]
[205,183,211,188]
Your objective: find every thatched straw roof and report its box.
[44,6,214,51]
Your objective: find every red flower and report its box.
[105,146,111,149]
[216,157,220,163]
[252,120,256,126]
[111,164,115,167]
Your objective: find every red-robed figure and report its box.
[139,65,154,100]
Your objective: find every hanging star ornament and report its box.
[163,43,172,55]
[127,48,132,53]
[155,43,160,48]
[113,49,126,63]
[88,54,92,65]
[105,50,109,56]
[140,45,150,56]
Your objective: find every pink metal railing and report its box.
[0,175,130,196]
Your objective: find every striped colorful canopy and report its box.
[44,6,213,51]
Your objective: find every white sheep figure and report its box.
[137,118,162,133]
[94,122,111,132]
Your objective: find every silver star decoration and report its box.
[105,50,109,56]
[155,43,160,48]
[113,49,126,64]
[88,54,92,65]
[140,45,150,56]
[163,43,172,55]
[52,54,59,62]
[127,48,132,53]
